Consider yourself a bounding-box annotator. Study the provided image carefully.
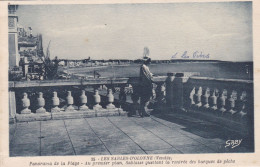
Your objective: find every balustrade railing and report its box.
[9,78,131,122]
[9,72,254,140]
[183,77,253,125]
[165,73,253,138]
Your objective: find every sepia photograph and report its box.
[4,0,257,164]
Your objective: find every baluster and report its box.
[107,89,115,109]
[165,72,175,108]
[189,87,196,107]
[65,91,74,111]
[202,88,210,109]
[36,92,46,113]
[227,91,236,116]
[209,89,218,111]
[21,93,31,114]
[237,91,247,121]
[79,90,88,110]
[218,90,227,114]
[51,91,60,112]
[195,87,202,108]
[93,90,102,110]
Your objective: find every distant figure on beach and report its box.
[139,57,154,117]
[94,70,101,78]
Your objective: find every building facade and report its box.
[8,5,19,69]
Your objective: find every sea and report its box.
[64,62,253,80]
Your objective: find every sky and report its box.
[15,2,252,61]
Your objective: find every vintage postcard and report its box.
[0,0,259,166]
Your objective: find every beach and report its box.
[63,62,253,80]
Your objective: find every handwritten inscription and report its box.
[225,139,242,149]
[171,51,210,59]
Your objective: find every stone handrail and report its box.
[165,72,254,139]
[9,78,130,88]
[8,76,169,123]
[9,76,168,89]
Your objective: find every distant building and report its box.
[8,5,19,69]
[8,5,47,80]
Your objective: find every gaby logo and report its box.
[225,139,243,149]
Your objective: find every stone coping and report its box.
[14,108,127,123]
[189,76,253,83]
[9,73,252,89]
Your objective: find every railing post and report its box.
[166,73,186,112]
[173,73,186,111]
[165,73,175,108]
[9,90,16,123]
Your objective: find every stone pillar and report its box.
[172,73,185,111]
[165,72,187,111]
[9,91,16,123]
[8,5,19,69]
[165,73,175,108]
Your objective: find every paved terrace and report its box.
[9,114,251,156]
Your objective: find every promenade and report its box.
[9,114,250,156]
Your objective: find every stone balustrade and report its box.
[165,73,253,139]
[9,78,133,122]
[184,76,253,123]
[11,87,127,122]
[9,72,254,141]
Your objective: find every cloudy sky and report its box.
[16,2,252,61]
